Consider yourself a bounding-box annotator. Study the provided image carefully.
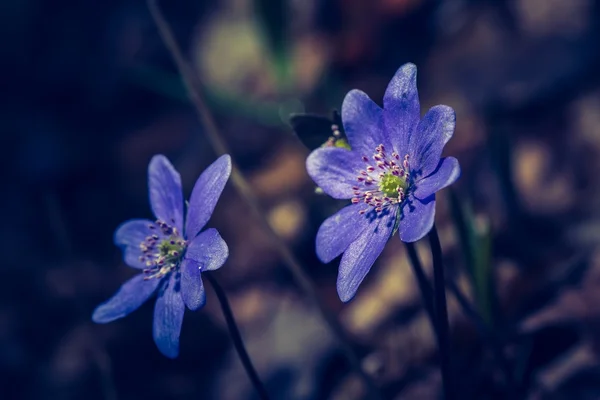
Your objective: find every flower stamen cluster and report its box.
[351,144,411,214]
[139,219,187,280]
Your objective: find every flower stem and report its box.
[404,242,437,333]
[146,1,382,398]
[205,273,270,400]
[446,277,514,391]
[407,236,514,397]
[428,225,454,400]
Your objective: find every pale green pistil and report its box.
[379,172,408,198]
[159,239,185,258]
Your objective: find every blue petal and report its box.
[336,208,396,302]
[123,249,146,270]
[183,228,229,271]
[409,105,456,178]
[180,228,228,311]
[114,219,155,247]
[383,63,420,154]
[114,219,156,269]
[306,147,363,199]
[185,155,232,239]
[341,89,389,157]
[316,203,371,263]
[179,258,206,311]
[398,195,436,243]
[148,155,184,232]
[413,157,461,199]
[153,275,185,358]
[92,274,161,323]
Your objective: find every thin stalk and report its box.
[407,233,513,396]
[406,238,496,357]
[428,225,454,400]
[404,242,437,334]
[205,273,270,400]
[446,278,514,391]
[408,238,514,395]
[146,1,381,398]
[445,279,489,345]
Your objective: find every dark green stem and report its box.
[428,225,454,400]
[205,273,270,400]
[407,230,513,396]
[404,242,437,334]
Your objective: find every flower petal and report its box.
[185,155,232,239]
[316,203,371,263]
[383,63,420,153]
[409,105,456,178]
[153,275,185,358]
[179,228,228,311]
[183,228,229,271]
[306,147,363,199]
[122,250,146,270]
[341,89,388,156]
[336,208,396,302]
[397,195,436,243]
[180,259,206,311]
[148,155,184,232]
[413,157,461,199]
[113,219,157,269]
[114,219,155,247]
[92,274,161,323]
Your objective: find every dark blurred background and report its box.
[3,0,600,399]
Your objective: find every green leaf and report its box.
[448,188,496,326]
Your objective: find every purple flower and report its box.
[307,63,460,302]
[92,154,231,358]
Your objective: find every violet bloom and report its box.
[92,154,231,358]
[307,63,460,302]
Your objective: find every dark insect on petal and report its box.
[289,110,345,151]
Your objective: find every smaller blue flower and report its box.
[92,154,231,358]
[307,63,461,302]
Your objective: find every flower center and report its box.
[351,144,411,214]
[379,172,408,198]
[323,123,351,150]
[139,220,187,280]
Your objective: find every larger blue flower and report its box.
[307,63,460,302]
[92,154,231,358]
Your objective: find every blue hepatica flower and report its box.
[307,63,461,302]
[92,154,231,358]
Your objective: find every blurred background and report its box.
[3,0,600,398]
